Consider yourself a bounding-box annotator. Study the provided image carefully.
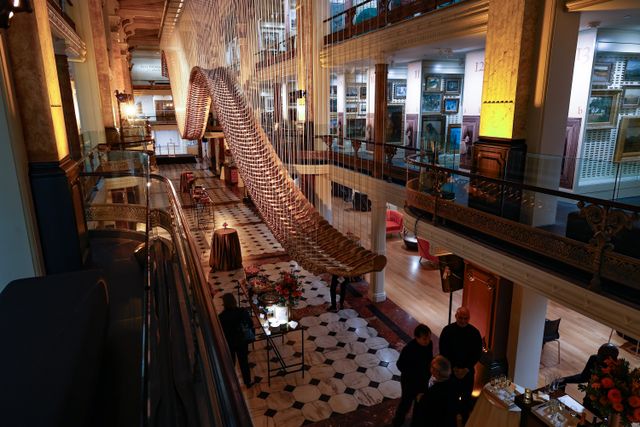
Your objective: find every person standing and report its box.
[411,355,456,427]
[438,306,483,421]
[218,293,254,387]
[393,324,433,427]
[329,275,350,312]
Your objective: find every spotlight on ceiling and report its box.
[0,0,33,29]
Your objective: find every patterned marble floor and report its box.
[162,164,403,426]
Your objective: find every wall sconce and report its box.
[1,0,33,29]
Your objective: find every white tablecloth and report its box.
[466,386,521,427]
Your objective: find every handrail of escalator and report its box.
[150,173,252,426]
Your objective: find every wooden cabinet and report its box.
[468,140,526,220]
[462,261,513,387]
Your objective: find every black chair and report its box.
[542,318,561,365]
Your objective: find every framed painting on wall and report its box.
[346,86,359,98]
[446,124,461,152]
[625,59,640,82]
[622,86,640,108]
[425,76,441,92]
[592,63,612,84]
[422,93,443,113]
[443,98,460,114]
[393,83,407,99]
[445,78,461,94]
[586,90,620,128]
[421,115,444,151]
[359,86,367,100]
[613,116,640,162]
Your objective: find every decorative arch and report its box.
[182,66,386,277]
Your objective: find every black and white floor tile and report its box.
[166,166,401,426]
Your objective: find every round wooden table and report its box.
[209,227,243,271]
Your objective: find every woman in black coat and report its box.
[218,293,253,387]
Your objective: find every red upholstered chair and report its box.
[417,237,440,266]
[385,210,403,237]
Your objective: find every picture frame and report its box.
[613,116,640,162]
[445,78,461,94]
[625,59,640,82]
[622,86,640,108]
[460,115,480,169]
[260,26,285,53]
[425,76,441,92]
[443,98,460,114]
[446,124,461,152]
[393,83,407,99]
[422,93,443,113]
[592,63,612,84]
[421,115,444,151]
[359,86,367,100]
[346,86,359,98]
[586,90,620,128]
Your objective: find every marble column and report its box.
[522,0,580,226]
[0,34,42,286]
[87,0,118,143]
[373,63,388,180]
[55,51,82,160]
[507,284,547,388]
[368,198,386,302]
[6,0,88,274]
[68,0,106,147]
[479,0,545,140]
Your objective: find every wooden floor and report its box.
[330,197,640,401]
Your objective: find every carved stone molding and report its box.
[47,3,87,62]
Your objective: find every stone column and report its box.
[373,63,388,179]
[6,0,88,273]
[368,198,386,302]
[87,0,118,143]
[0,34,42,286]
[522,0,580,226]
[479,0,544,140]
[55,49,82,160]
[69,0,106,147]
[297,0,316,149]
[507,284,547,388]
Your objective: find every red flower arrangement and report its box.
[579,357,640,425]
[274,271,303,307]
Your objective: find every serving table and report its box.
[466,382,524,427]
[237,280,305,385]
[209,227,242,271]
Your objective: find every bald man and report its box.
[438,307,483,421]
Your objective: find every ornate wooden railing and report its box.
[404,159,640,295]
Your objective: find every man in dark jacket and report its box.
[439,307,483,421]
[411,355,456,427]
[393,324,433,427]
[218,293,254,387]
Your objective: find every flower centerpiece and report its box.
[244,265,261,279]
[274,271,303,307]
[579,358,640,426]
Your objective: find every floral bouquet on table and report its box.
[579,357,640,426]
[274,271,303,307]
[244,265,261,279]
